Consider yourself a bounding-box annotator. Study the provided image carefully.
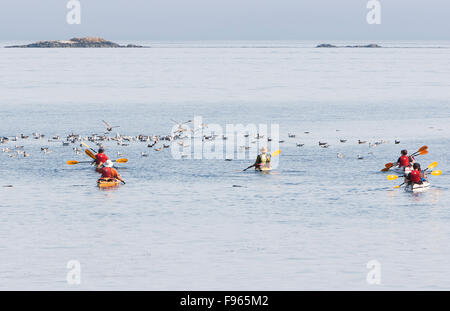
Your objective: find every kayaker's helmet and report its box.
[401,149,407,155]
[104,160,114,168]
[260,146,269,153]
[98,148,105,154]
[413,163,420,170]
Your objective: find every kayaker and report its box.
[95,148,109,169]
[254,146,271,171]
[98,160,125,184]
[396,149,415,168]
[405,163,426,185]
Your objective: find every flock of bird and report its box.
[1,119,402,160]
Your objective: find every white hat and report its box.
[260,146,269,153]
[104,160,114,168]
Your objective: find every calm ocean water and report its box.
[1,41,450,290]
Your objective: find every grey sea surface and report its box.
[0,41,449,290]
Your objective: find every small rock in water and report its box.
[3,185,13,187]
[232,185,243,188]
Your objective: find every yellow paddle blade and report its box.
[418,145,428,152]
[393,185,401,189]
[427,161,438,170]
[431,170,442,176]
[81,141,91,149]
[85,149,96,160]
[381,167,390,172]
[271,149,281,157]
[115,158,128,163]
[385,162,394,168]
[387,175,400,181]
[67,160,79,165]
[419,150,428,156]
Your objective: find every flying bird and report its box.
[102,120,120,132]
[171,119,193,133]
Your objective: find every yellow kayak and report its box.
[97,178,120,188]
[256,167,272,172]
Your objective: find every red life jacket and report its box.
[96,153,109,164]
[101,167,112,178]
[409,170,421,183]
[399,155,410,167]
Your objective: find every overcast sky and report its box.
[0,0,448,40]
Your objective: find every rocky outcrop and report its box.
[5,37,146,48]
[316,43,382,48]
[316,43,338,48]
[344,44,382,48]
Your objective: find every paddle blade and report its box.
[115,158,128,163]
[85,149,96,160]
[387,175,400,181]
[393,185,401,189]
[385,163,394,168]
[418,145,428,152]
[427,161,438,170]
[67,160,79,165]
[431,170,442,176]
[419,150,428,156]
[81,142,91,149]
[381,167,390,172]
[271,149,281,157]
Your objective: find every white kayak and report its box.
[405,181,430,193]
[392,166,412,175]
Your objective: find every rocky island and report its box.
[5,37,146,48]
[316,43,382,48]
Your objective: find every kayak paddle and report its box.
[81,141,97,153]
[85,149,96,160]
[381,163,395,172]
[388,169,441,181]
[381,163,394,172]
[393,183,405,189]
[382,146,428,171]
[243,164,255,171]
[424,161,438,172]
[393,162,438,188]
[67,160,93,165]
[416,150,428,156]
[387,174,402,181]
[271,149,281,157]
[411,145,428,156]
[67,158,128,165]
[243,149,281,171]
